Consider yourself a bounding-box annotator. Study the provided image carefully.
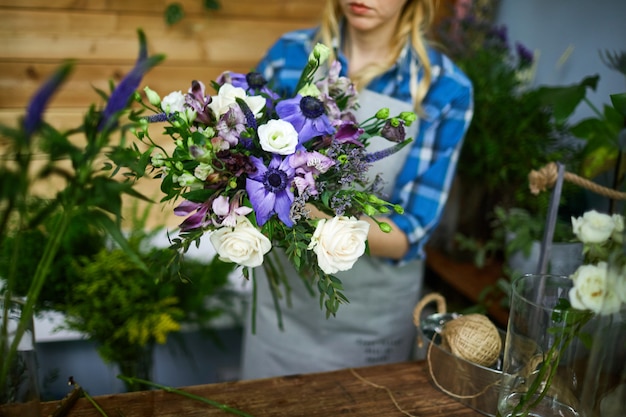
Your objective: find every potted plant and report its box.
[432,14,584,260]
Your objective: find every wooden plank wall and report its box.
[0,0,324,228]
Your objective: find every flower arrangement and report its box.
[505,210,625,416]
[130,43,414,322]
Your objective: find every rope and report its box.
[529,162,626,200]
[349,368,420,417]
[412,292,446,348]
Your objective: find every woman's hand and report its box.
[305,203,409,260]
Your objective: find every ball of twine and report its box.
[441,314,502,367]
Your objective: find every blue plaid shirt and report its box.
[257,28,473,262]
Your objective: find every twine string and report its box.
[349,368,419,417]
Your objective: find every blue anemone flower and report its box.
[276,95,335,144]
[246,155,295,227]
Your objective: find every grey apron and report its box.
[240,90,424,379]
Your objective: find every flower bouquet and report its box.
[497,210,626,417]
[131,44,415,325]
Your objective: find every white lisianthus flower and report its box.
[571,210,615,244]
[308,216,370,275]
[258,119,299,155]
[194,163,214,181]
[161,91,186,114]
[175,172,200,187]
[611,214,624,244]
[209,216,271,268]
[569,262,621,315]
[208,83,265,119]
[151,152,166,168]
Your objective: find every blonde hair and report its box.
[318,0,436,113]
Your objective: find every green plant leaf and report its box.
[610,92,626,117]
[165,3,185,26]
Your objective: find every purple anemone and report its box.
[246,155,295,227]
[276,95,335,144]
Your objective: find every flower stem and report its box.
[117,376,255,417]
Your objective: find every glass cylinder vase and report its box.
[496,274,597,417]
[576,240,626,417]
[0,296,41,417]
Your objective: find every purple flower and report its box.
[276,95,335,144]
[23,62,73,138]
[289,150,335,195]
[246,155,295,227]
[516,42,534,68]
[334,115,364,146]
[185,80,214,125]
[381,119,407,143]
[216,106,246,146]
[217,71,279,108]
[99,29,164,131]
[174,199,212,231]
[212,194,253,227]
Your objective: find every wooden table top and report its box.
[38,360,484,417]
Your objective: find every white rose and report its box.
[571,210,615,244]
[208,83,265,119]
[209,216,271,268]
[308,216,370,275]
[569,262,621,315]
[611,214,624,244]
[258,119,299,155]
[161,91,186,114]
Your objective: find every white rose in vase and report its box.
[210,216,271,268]
[571,210,615,244]
[569,262,622,315]
[308,216,370,275]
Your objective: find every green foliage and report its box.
[165,1,221,26]
[442,21,581,214]
[536,73,626,183]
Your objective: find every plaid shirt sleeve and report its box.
[256,30,474,262]
[389,54,473,262]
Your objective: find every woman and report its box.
[240,0,473,379]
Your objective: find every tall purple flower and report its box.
[216,106,246,146]
[23,62,73,138]
[246,155,295,227]
[276,95,335,144]
[99,29,165,131]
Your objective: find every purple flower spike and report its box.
[276,95,335,144]
[99,29,165,131]
[246,155,295,227]
[24,62,73,138]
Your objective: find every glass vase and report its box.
[496,274,596,417]
[117,343,154,392]
[0,297,41,417]
[577,241,626,417]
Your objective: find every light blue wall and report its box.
[496,0,626,121]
